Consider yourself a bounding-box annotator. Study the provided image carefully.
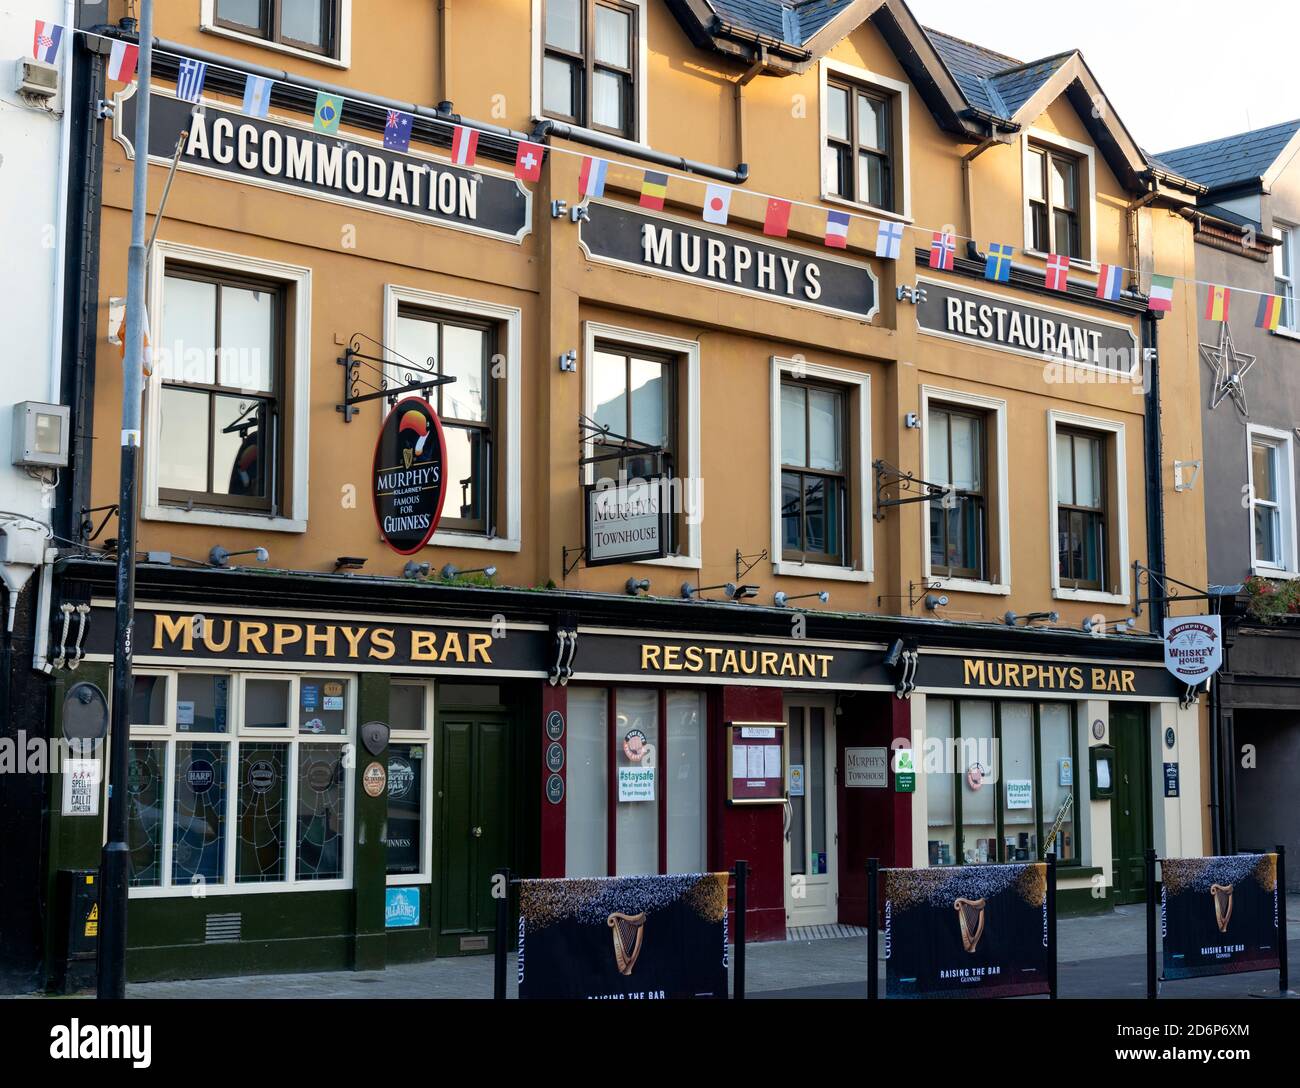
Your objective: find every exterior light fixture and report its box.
[924,593,949,611]
[731,584,761,601]
[626,578,651,596]
[209,545,269,568]
[1082,616,1137,634]
[1004,610,1059,626]
[883,639,905,668]
[333,556,367,573]
[683,582,755,601]
[440,564,497,580]
[403,560,430,579]
[774,590,830,607]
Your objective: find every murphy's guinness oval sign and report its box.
[372,397,447,554]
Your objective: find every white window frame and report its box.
[144,241,312,533]
[200,0,353,69]
[383,285,523,553]
[1022,128,1098,271]
[582,321,702,569]
[1273,223,1298,337]
[386,681,435,887]
[1246,424,1298,575]
[1047,410,1128,604]
[818,58,912,223]
[122,668,357,899]
[920,386,1011,595]
[770,356,873,582]
[530,0,650,148]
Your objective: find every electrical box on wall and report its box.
[1089,744,1116,801]
[11,401,70,468]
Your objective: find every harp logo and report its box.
[1210,883,1234,933]
[954,897,986,953]
[607,911,646,975]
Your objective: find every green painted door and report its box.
[438,712,510,955]
[1110,705,1153,905]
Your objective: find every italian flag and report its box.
[1147,274,1174,312]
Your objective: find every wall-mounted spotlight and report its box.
[403,560,430,580]
[1004,610,1059,627]
[626,577,651,596]
[209,545,269,568]
[558,349,577,373]
[333,556,367,573]
[1082,616,1136,634]
[883,638,905,669]
[731,584,761,601]
[924,593,949,611]
[774,590,830,607]
[440,564,497,581]
[682,582,757,601]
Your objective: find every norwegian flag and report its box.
[1045,253,1070,291]
[33,20,63,64]
[515,140,544,182]
[929,231,955,270]
[451,125,479,167]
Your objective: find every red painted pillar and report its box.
[889,692,913,867]
[539,683,567,877]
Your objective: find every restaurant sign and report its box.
[915,278,1139,372]
[115,87,532,242]
[579,201,879,321]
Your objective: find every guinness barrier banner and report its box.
[885,863,1050,998]
[517,873,729,1000]
[1161,854,1280,980]
[579,201,879,321]
[916,278,1139,372]
[115,87,532,242]
[921,652,1181,699]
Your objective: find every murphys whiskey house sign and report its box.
[580,201,879,320]
[115,88,532,242]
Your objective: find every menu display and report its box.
[727,722,787,803]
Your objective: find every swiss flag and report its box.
[514,140,544,182]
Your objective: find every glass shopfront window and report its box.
[386,682,431,881]
[925,697,1080,867]
[123,670,355,895]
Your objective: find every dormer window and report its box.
[542,0,639,139]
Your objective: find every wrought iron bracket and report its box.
[562,545,586,580]
[337,332,455,422]
[873,459,952,522]
[735,548,768,582]
[1132,561,1238,618]
[876,580,945,611]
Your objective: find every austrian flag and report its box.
[451,125,479,167]
[1045,253,1070,291]
[514,141,544,182]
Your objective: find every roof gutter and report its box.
[1143,165,1208,197]
[709,17,813,64]
[530,119,748,184]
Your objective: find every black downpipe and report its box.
[1142,312,1166,632]
[56,31,110,545]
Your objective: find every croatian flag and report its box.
[107,41,139,84]
[515,140,544,182]
[384,110,413,152]
[176,58,208,103]
[1096,263,1123,301]
[451,125,479,166]
[578,156,609,198]
[824,210,851,249]
[702,184,731,225]
[875,221,904,260]
[1045,253,1070,291]
[929,231,955,270]
[33,20,63,64]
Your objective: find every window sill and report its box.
[928,575,1011,596]
[819,192,911,225]
[427,531,521,553]
[1250,563,1297,578]
[1270,327,1300,342]
[130,879,351,899]
[143,502,306,535]
[774,560,871,583]
[1052,586,1129,605]
[386,875,431,887]
[1023,248,1098,274]
[199,22,349,69]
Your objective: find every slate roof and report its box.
[708,1,857,45]
[1156,119,1300,193]
[923,28,1069,121]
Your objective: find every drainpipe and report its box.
[1142,309,1166,633]
[733,50,766,171]
[1126,190,1159,292]
[436,0,448,107]
[48,0,77,408]
[961,135,1007,261]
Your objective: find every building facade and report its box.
[1158,120,1300,885]
[29,0,1213,986]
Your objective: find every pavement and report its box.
[120,900,1300,1000]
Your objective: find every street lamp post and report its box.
[97,0,153,1000]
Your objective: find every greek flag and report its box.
[176,58,208,103]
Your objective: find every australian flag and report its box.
[176,58,208,103]
[384,109,414,152]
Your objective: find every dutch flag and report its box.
[1096,263,1124,301]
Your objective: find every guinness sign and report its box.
[372,397,447,555]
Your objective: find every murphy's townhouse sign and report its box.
[580,201,879,321]
[115,87,532,242]
[915,278,1139,372]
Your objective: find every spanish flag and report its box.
[1256,293,1284,331]
[1204,284,1230,322]
[640,170,669,211]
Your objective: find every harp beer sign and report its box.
[372,397,448,554]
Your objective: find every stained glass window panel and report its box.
[172,742,228,885]
[237,743,288,883]
[297,745,347,880]
[127,741,165,887]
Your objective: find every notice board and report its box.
[727,721,787,803]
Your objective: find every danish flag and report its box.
[1045,253,1070,291]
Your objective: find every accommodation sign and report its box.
[916,278,1138,371]
[579,201,879,321]
[115,88,531,242]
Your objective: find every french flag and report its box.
[451,125,478,167]
[1096,263,1123,301]
[33,20,63,64]
[824,210,850,249]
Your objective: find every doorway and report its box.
[783,697,838,928]
[437,694,511,956]
[1110,705,1153,905]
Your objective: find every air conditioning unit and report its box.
[15,58,59,102]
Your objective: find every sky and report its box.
[906,0,1300,153]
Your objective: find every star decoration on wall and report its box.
[1200,322,1256,417]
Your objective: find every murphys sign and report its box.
[579,201,878,321]
[373,398,447,554]
[916,278,1139,373]
[114,86,531,242]
[1162,615,1222,684]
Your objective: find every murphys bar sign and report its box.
[921,653,1182,699]
[115,87,531,242]
[579,201,878,320]
[916,278,1139,372]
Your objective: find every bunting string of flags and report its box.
[47,21,1296,326]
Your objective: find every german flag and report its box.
[1256,293,1284,331]
[1204,284,1230,322]
[640,170,669,210]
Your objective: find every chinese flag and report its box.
[763,198,792,237]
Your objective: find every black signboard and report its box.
[517,873,729,999]
[579,201,878,321]
[115,87,532,242]
[915,277,1139,372]
[920,652,1182,700]
[1161,854,1280,980]
[885,863,1051,998]
[372,397,447,555]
